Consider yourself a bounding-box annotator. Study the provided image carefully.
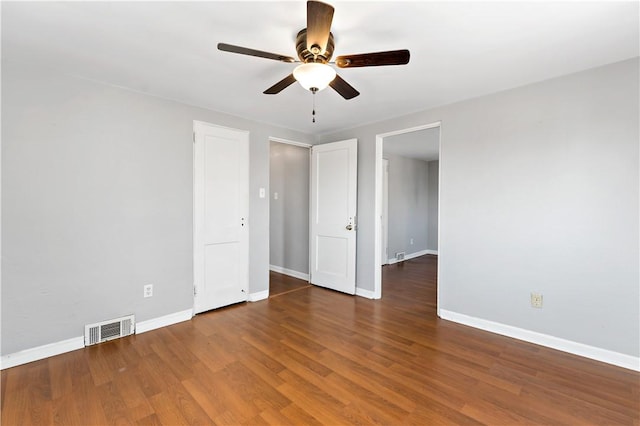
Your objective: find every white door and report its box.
[310,139,357,294]
[193,121,249,314]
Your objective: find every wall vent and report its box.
[84,315,135,346]
[396,252,406,262]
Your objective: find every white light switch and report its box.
[259,188,265,198]
[274,192,279,200]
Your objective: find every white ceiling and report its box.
[384,127,440,162]
[2,1,638,136]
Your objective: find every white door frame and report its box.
[270,136,313,149]
[374,122,442,306]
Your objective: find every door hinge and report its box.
[193,133,195,143]
[193,286,197,296]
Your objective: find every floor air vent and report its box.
[84,315,135,346]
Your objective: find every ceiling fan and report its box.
[218,0,410,100]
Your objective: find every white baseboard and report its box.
[248,290,269,302]
[439,309,640,372]
[1,309,194,370]
[356,287,378,299]
[1,336,85,370]
[269,265,309,281]
[387,249,438,265]
[136,309,193,334]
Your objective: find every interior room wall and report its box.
[384,153,430,260]
[317,58,639,359]
[1,61,312,356]
[427,160,439,251]
[269,142,310,276]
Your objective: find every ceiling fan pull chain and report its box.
[312,87,317,123]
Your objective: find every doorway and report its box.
[268,138,311,296]
[269,137,359,297]
[374,122,441,307]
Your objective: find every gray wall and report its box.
[319,58,639,357]
[384,153,430,259]
[269,142,309,274]
[1,62,312,355]
[427,161,439,251]
[2,55,638,360]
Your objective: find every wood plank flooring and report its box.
[2,255,639,425]
[268,271,310,298]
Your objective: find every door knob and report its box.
[346,224,353,230]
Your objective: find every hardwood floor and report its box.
[268,271,310,298]
[2,255,639,425]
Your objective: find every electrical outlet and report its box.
[530,292,543,308]
[144,284,153,298]
[410,238,414,245]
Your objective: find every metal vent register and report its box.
[84,315,135,346]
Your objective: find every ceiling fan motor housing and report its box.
[296,29,334,63]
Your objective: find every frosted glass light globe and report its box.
[293,63,336,91]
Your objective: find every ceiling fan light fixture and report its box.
[293,63,336,91]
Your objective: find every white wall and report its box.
[269,142,310,275]
[1,62,312,356]
[318,58,639,359]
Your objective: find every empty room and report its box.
[2,1,639,425]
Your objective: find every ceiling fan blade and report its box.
[218,43,296,63]
[264,74,298,95]
[329,74,360,100]
[306,1,334,54]
[335,50,410,68]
